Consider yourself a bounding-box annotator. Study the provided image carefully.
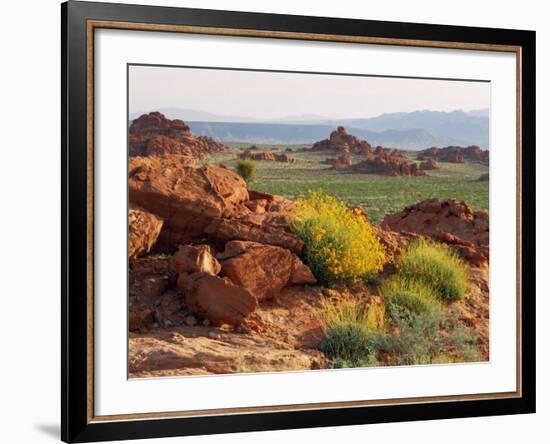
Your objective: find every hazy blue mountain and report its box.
[131,108,489,149]
[187,122,470,149]
[328,110,489,147]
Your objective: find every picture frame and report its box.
[61,1,536,442]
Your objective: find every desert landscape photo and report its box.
[127,65,490,377]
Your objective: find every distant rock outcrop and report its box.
[417,145,489,164]
[321,146,353,170]
[129,112,227,158]
[311,126,372,155]
[239,149,296,163]
[419,159,439,171]
[353,151,426,176]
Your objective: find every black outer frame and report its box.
[61,1,536,442]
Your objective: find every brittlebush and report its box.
[291,191,386,283]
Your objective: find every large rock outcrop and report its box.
[129,156,249,244]
[417,146,489,164]
[311,126,372,155]
[128,205,164,258]
[217,241,316,300]
[382,198,489,265]
[129,112,227,158]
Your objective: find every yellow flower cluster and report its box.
[292,191,386,283]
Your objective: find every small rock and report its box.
[152,322,159,329]
[202,319,211,327]
[164,319,173,327]
[184,315,198,326]
[208,331,221,339]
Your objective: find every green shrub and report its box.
[380,275,440,318]
[374,306,480,365]
[321,322,376,366]
[291,191,386,283]
[397,240,469,302]
[235,159,256,184]
[318,296,385,367]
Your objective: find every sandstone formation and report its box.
[419,159,439,171]
[311,126,372,155]
[129,156,249,244]
[321,146,352,170]
[239,149,296,163]
[217,241,316,301]
[178,272,258,327]
[129,112,226,158]
[417,145,489,164]
[128,205,164,258]
[382,198,489,266]
[353,152,426,176]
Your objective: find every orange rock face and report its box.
[217,241,316,301]
[178,272,258,326]
[382,198,489,265]
[129,112,227,158]
[129,156,249,244]
[311,126,372,155]
[205,218,304,255]
[128,205,164,258]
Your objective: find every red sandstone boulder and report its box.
[170,244,221,275]
[217,241,316,300]
[178,272,258,326]
[372,225,410,265]
[382,199,489,265]
[129,156,249,244]
[128,205,164,258]
[205,218,304,254]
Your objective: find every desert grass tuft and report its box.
[396,240,469,302]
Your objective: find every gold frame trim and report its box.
[86,19,523,423]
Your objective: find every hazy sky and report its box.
[129,65,490,120]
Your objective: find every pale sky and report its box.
[129,64,490,121]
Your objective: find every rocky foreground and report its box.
[126,112,489,376]
[128,153,489,377]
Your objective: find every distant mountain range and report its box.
[130,108,489,149]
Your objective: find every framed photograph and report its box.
[61,1,535,442]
